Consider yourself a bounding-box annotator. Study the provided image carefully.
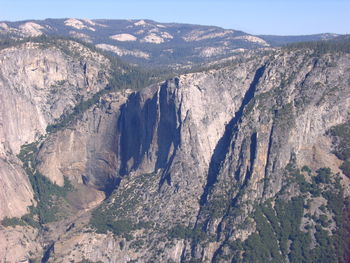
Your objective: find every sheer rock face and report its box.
[1,44,350,263]
[0,157,34,219]
[0,41,112,263]
[0,41,111,220]
[0,41,110,156]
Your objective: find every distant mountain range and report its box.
[0,18,340,67]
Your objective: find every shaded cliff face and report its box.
[1,42,350,263]
[37,91,131,202]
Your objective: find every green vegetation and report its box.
[238,197,307,263]
[284,38,350,54]
[45,87,109,133]
[1,217,26,227]
[130,239,145,251]
[218,162,350,263]
[90,208,152,240]
[0,212,41,229]
[28,173,74,224]
[90,214,132,237]
[320,185,350,263]
[314,168,331,184]
[329,121,350,177]
[16,141,75,226]
[340,160,350,178]
[89,173,156,239]
[201,196,231,219]
[0,37,27,50]
[275,102,295,128]
[168,224,210,243]
[329,122,350,160]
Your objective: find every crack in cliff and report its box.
[199,65,266,206]
[190,64,266,262]
[41,242,54,263]
[234,145,245,181]
[300,58,318,87]
[244,132,257,189]
[262,124,275,197]
[210,132,258,259]
[231,132,257,208]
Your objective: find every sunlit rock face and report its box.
[0,35,349,263]
[0,40,111,221]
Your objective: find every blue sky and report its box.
[1,0,349,35]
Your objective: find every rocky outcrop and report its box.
[0,157,34,219]
[0,226,42,263]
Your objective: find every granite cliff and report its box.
[0,37,349,263]
[0,39,111,219]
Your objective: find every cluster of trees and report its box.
[89,174,155,240]
[235,196,307,263]
[328,121,350,177]
[16,142,74,225]
[1,141,74,228]
[1,217,26,227]
[215,165,350,263]
[168,224,210,243]
[90,213,134,240]
[284,38,350,54]
[90,206,154,241]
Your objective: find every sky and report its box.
[0,0,349,35]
